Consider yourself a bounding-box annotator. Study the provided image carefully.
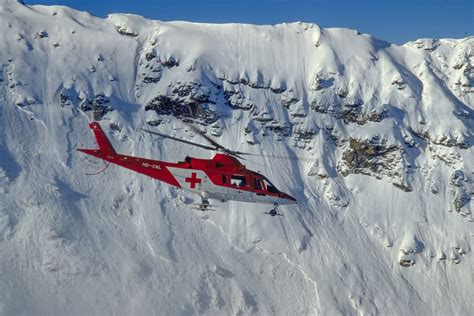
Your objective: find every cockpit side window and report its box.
[263,177,279,193]
[231,175,247,187]
[254,178,263,190]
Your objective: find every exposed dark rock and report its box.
[151,82,216,121]
[293,129,317,140]
[109,123,121,132]
[14,96,35,108]
[115,26,138,37]
[145,95,218,125]
[414,39,440,52]
[142,75,160,84]
[291,110,307,118]
[170,81,211,104]
[391,79,406,90]
[410,127,470,150]
[265,122,292,137]
[36,30,48,38]
[270,86,286,94]
[450,170,466,187]
[428,145,462,166]
[340,138,401,176]
[430,135,469,149]
[145,52,156,61]
[248,80,267,89]
[449,170,472,216]
[224,90,253,110]
[311,76,323,91]
[59,91,70,107]
[250,108,273,123]
[451,188,471,215]
[160,57,179,68]
[336,86,348,98]
[392,182,412,192]
[253,116,274,123]
[218,73,286,95]
[145,119,162,127]
[340,99,364,124]
[137,48,166,85]
[79,93,113,120]
[309,74,334,91]
[338,137,410,191]
[399,256,415,267]
[310,100,330,114]
[312,94,387,125]
[366,106,389,122]
[280,95,299,108]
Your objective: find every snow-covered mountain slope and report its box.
[0,0,473,314]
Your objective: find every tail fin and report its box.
[86,122,116,154]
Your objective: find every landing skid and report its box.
[263,210,283,217]
[191,196,216,212]
[264,203,283,217]
[191,204,217,212]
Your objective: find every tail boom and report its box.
[77,122,181,188]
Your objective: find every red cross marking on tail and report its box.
[185,172,202,189]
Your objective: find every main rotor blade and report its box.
[238,152,314,161]
[184,124,313,161]
[141,128,216,151]
[185,123,227,152]
[143,125,313,162]
[185,123,260,158]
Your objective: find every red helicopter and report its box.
[78,122,297,216]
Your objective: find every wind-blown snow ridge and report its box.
[0,0,473,314]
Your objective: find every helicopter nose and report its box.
[281,193,297,204]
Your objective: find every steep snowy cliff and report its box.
[0,1,473,314]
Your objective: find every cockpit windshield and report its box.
[262,177,279,193]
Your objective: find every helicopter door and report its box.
[253,178,265,194]
[230,175,246,187]
[252,176,270,203]
[229,174,253,202]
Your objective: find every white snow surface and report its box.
[0,1,473,314]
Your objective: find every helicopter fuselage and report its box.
[78,122,297,207]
